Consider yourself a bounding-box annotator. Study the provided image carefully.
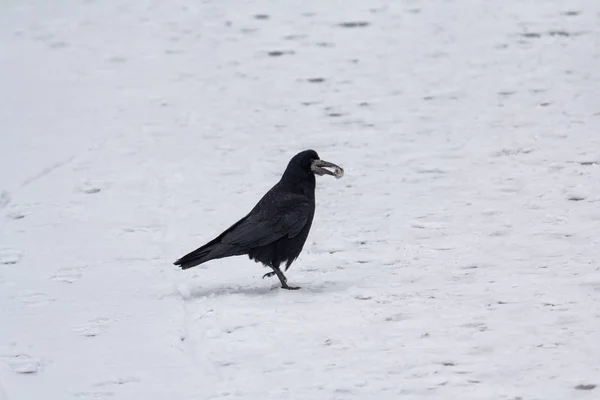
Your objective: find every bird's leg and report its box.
[273,267,300,290]
[262,267,286,282]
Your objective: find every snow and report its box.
[1,0,600,399]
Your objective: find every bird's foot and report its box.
[281,283,301,290]
[266,267,295,288]
[262,271,276,279]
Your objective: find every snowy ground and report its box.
[2,0,600,399]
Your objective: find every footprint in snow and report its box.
[2,353,42,374]
[413,166,447,174]
[462,322,489,332]
[337,21,370,28]
[5,201,35,220]
[51,267,85,284]
[93,377,139,388]
[6,209,26,220]
[121,225,161,234]
[565,185,589,201]
[82,187,102,194]
[74,318,111,337]
[410,221,447,230]
[77,182,103,195]
[18,292,56,307]
[0,249,22,265]
[575,384,596,391]
[73,391,114,398]
[384,313,407,322]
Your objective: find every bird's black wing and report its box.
[174,192,311,269]
[220,194,311,249]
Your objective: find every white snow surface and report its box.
[2,0,600,399]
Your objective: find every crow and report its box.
[174,149,343,290]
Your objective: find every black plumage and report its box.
[174,149,343,290]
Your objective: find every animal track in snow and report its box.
[5,201,35,220]
[0,249,22,265]
[74,318,111,337]
[463,322,489,332]
[492,147,534,157]
[51,267,84,283]
[77,181,104,195]
[410,221,447,230]
[121,225,161,234]
[93,377,139,388]
[73,391,114,398]
[6,210,26,220]
[18,292,55,307]
[575,384,596,391]
[2,354,41,374]
[384,313,408,322]
[414,166,448,174]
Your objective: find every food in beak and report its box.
[311,159,344,179]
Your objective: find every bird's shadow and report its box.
[184,279,351,299]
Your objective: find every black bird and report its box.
[174,149,343,290]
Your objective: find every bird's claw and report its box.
[262,271,276,279]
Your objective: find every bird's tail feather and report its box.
[174,216,249,270]
[174,244,217,270]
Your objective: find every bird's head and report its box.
[282,150,344,184]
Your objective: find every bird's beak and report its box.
[311,159,344,179]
